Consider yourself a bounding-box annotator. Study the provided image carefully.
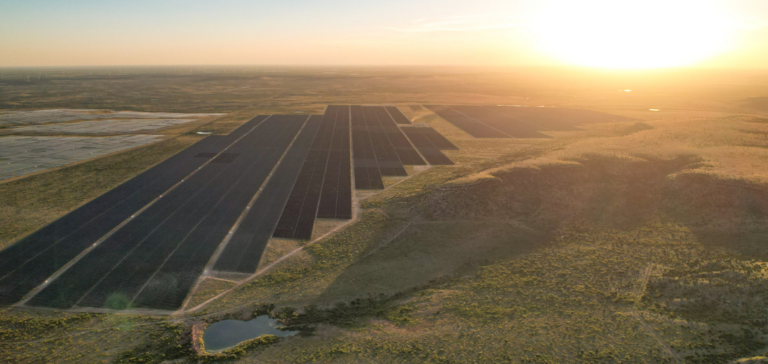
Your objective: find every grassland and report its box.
[1,66,768,363]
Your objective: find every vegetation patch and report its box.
[0,311,96,342]
[623,121,654,135]
[113,322,194,364]
[197,334,279,362]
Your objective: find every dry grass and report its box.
[310,219,347,241]
[452,115,768,186]
[4,68,768,363]
[186,279,237,310]
[258,238,311,268]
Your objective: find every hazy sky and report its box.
[1,0,767,68]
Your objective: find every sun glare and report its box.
[531,0,733,69]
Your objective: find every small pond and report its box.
[202,315,298,352]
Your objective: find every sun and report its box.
[530,0,733,69]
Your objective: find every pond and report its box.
[202,315,298,352]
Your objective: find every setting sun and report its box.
[531,0,734,68]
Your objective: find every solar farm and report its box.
[427,105,634,138]
[3,66,767,363]
[0,109,222,126]
[11,118,197,134]
[0,110,222,181]
[0,105,458,312]
[0,135,163,180]
[0,103,642,312]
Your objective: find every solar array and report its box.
[353,106,426,189]
[0,127,246,306]
[0,135,163,181]
[385,106,412,125]
[403,127,458,150]
[26,116,302,310]
[212,117,321,274]
[426,105,634,138]
[0,109,222,126]
[0,105,458,311]
[272,106,352,241]
[12,118,196,134]
[401,127,455,165]
[316,106,353,219]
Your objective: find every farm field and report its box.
[1,67,768,363]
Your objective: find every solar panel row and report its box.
[351,105,384,190]
[273,106,353,241]
[272,150,327,240]
[449,106,551,138]
[362,106,407,176]
[425,105,506,138]
[401,127,455,165]
[0,116,267,306]
[26,115,306,310]
[385,106,412,124]
[488,107,582,131]
[374,108,426,166]
[415,127,459,150]
[426,105,634,138]
[132,115,307,310]
[352,105,425,189]
[317,106,352,219]
[213,117,322,274]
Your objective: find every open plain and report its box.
[1,66,768,363]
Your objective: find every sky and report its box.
[1,0,767,69]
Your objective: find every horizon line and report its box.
[1,64,767,72]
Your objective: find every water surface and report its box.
[202,315,298,352]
